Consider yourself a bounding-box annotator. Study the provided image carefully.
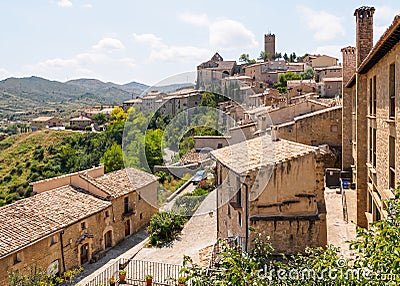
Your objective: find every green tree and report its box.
[93,112,107,125]
[101,143,124,173]
[301,67,315,80]
[258,51,270,62]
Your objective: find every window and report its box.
[227,205,231,218]
[50,235,58,246]
[139,213,143,220]
[373,76,377,116]
[369,78,373,115]
[389,63,396,119]
[13,253,21,265]
[330,125,338,133]
[217,143,223,149]
[238,212,242,227]
[369,128,377,168]
[389,136,396,190]
[105,210,110,218]
[124,197,129,213]
[81,222,86,230]
[138,193,142,201]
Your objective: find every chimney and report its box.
[354,6,375,67]
[341,46,356,84]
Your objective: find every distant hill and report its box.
[0,76,195,119]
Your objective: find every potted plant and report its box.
[118,270,126,283]
[145,274,153,285]
[108,277,116,286]
[177,276,187,286]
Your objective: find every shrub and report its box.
[147,212,187,246]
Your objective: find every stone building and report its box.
[244,61,287,84]
[319,77,342,98]
[69,116,92,129]
[273,106,342,148]
[304,55,338,68]
[264,33,275,60]
[0,166,158,285]
[287,79,317,98]
[31,116,64,131]
[211,135,327,254]
[342,7,400,227]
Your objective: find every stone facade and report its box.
[211,136,327,254]
[0,166,158,285]
[31,116,64,131]
[274,106,342,148]
[264,33,275,60]
[341,46,356,170]
[341,6,400,227]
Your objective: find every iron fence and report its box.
[79,258,184,286]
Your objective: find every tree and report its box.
[283,53,288,62]
[239,54,256,64]
[110,107,127,122]
[301,67,315,80]
[93,112,107,125]
[258,51,270,62]
[101,143,124,173]
[239,53,250,63]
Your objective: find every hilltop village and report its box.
[0,5,400,286]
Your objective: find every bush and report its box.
[147,212,187,246]
[85,125,92,132]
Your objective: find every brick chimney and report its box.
[341,46,356,84]
[354,6,375,67]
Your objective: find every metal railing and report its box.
[209,236,246,268]
[78,258,184,286]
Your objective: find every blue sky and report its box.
[0,1,399,85]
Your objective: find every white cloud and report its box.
[149,45,210,63]
[133,33,164,49]
[83,3,92,9]
[298,6,345,41]
[179,13,209,27]
[21,38,135,83]
[92,38,125,52]
[133,33,210,63]
[209,19,258,50]
[374,6,399,21]
[57,0,72,8]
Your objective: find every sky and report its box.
[0,1,399,86]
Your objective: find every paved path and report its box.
[325,188,357,258]
[161,182,195,212]
[77,191,217,284]
[75,229,148,283]
[134,190,217,265]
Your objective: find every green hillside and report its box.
[0,130,111,206]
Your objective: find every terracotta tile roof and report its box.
[31,116,55,122]
[86,168,158,198]
[211,135,317,175]
[70,116,92,122]
[0,185,110,258]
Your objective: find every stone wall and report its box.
[216,150,327,254]
[365,41,400,223]
[274,106,342,148]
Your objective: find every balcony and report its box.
[122,208,135,219]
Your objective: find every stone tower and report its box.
[353,6,375,228]
[264,33,275,60]
[354,6,375,66]
[341,46,356,171]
